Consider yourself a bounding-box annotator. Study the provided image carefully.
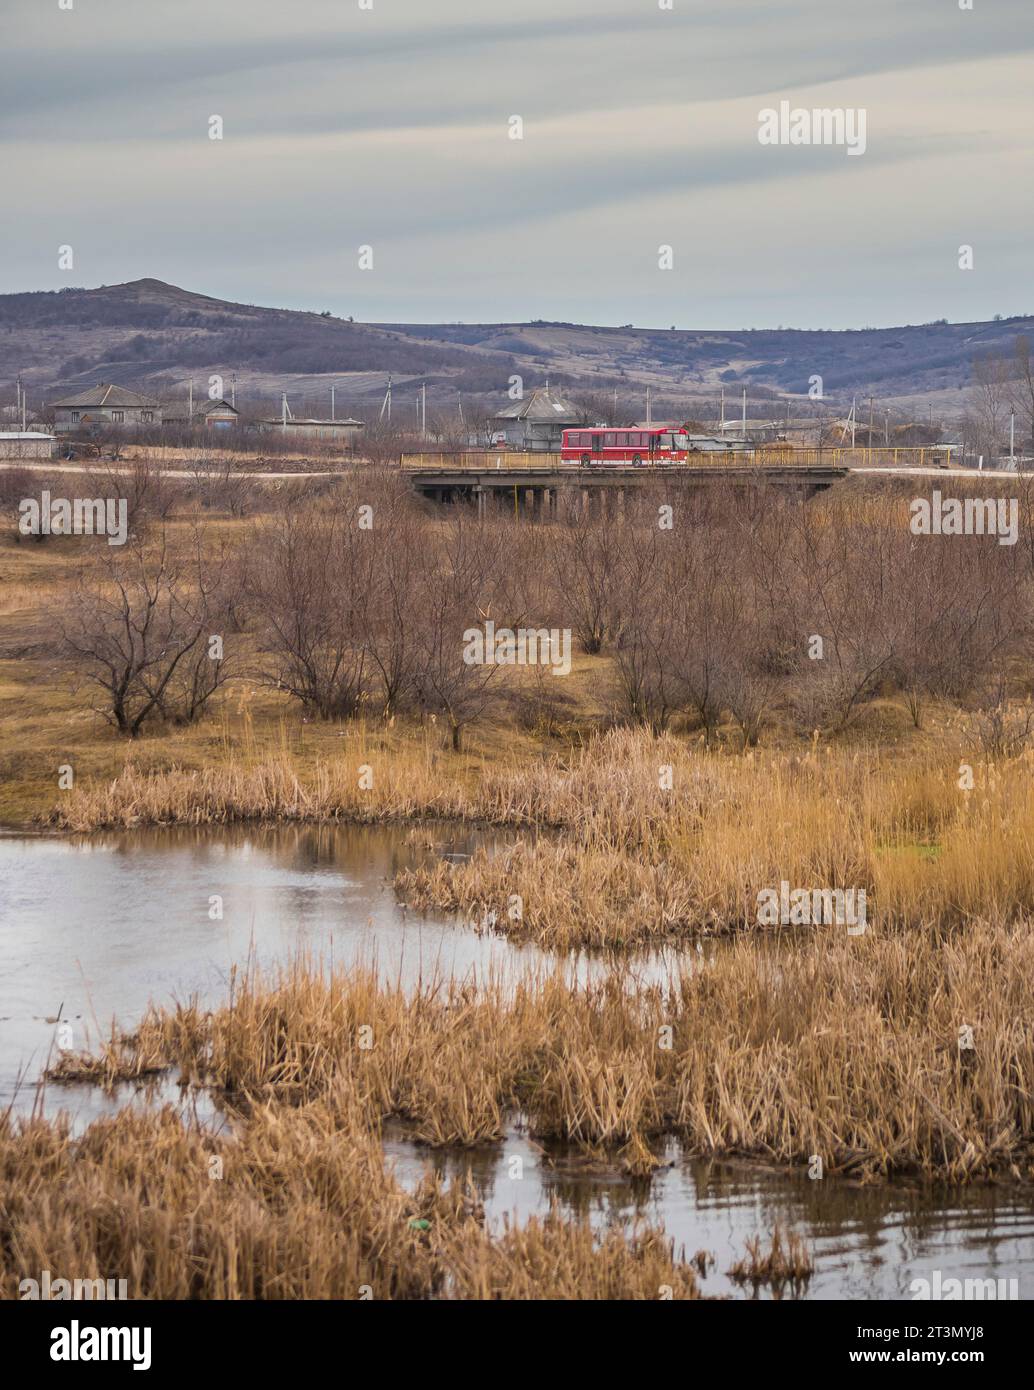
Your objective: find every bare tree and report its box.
[63,526,230,736]
[248,498,376,719]
[412,516,500,750]
[1008,336,1034,454]
[966,352,1011,465]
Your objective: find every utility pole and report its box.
[868,395,874,450]
[720,386,725,432]
[281,392,289,433]
[884,410,889,446]
[231,373,237,409]
[380,375,392,423]
[1010,412,1016,464]
[331,386,335,421]
[646,386,651,427]
[851,397,857,448]
[741,387,747,438]
[421,382,426,438]
[188,379,194,418]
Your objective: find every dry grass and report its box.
[394,730,1033,946]
[0,1102,702,1300]
[36,720,1034,947]
[728,1226,814,1295]
[45,933,1034,1183]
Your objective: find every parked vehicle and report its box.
[561,426,691,466]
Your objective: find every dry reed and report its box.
[44,931,1034,1183]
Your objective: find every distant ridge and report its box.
[1,278,1030,414]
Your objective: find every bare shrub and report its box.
[62,525,233,736]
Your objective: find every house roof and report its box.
[163,398,238,420]
[492,388,585,423]
[50,383,160,409]
[260,417,364,427]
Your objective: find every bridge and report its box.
[398,447,943,516]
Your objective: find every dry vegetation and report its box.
[5,456,1034,1299]
[41,935,1034,1183]
[0,1102,702,1300]
[727,1226,814,1297]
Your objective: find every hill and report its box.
[1,279,1030,420]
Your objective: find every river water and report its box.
[1,824,1032,1301]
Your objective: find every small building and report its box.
[631,424,752,453]
[490,387,586,452]
[0,431,55,460]
[163,398,240,431]
[256,417,364,443]
[50,383,161,431]
[685,434,753,453]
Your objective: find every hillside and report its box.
[1,279,1030,420]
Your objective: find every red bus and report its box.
[561,426,690,466]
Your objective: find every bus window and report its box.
[604,432,616,447]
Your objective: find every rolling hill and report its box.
[1,279,1030,422]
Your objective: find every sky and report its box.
[1,0,1031,329]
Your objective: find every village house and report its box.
[489,387,586,452]
[162,398,240,431]
[50,383,161,431]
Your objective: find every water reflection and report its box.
[2,824,1033,1300]
[386,1127,1034,1301]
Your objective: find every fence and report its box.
[401,446,956,472]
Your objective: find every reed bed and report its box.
[46,929,1034,1182]
[0,1102,702,1300]
[49,724,1034,946]
[397,733,1034,946]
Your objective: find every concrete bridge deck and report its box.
[400,453,849,513]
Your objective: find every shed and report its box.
[0,432,56,460]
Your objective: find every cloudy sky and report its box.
[2,0,1031,328]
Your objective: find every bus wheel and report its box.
[632,454,642,466]
[580,453,591,466]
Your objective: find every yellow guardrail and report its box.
[401,451,563,471]
[400,447,955,472]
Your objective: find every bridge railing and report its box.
[400,446,954,472]
[401,451,564,471]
